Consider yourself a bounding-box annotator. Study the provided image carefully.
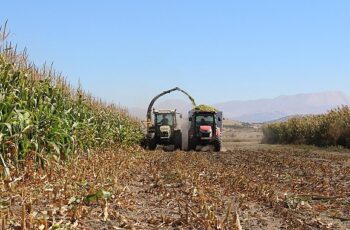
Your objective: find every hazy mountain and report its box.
[128,91,350,123]
[214,91,350,123]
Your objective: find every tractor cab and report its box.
[155,111,176,127]
[188,107,223,152]
[153,110,177,140]
[195,112,216,139]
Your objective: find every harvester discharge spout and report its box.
[146,87,196,128]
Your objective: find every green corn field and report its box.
[262,106,350,148]
[0,25,143,170]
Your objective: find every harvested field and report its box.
[1,125,350,229]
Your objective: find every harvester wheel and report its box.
[141,138,147,149]
[148,138,157,150]
[214,137,221,152]
[174,130,182,150]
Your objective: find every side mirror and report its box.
[189,117,192,122]
[180,114,183,119]
[218,117,222,122]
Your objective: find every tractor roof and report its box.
[153,109,177,114]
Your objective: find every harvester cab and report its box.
[188,106,223,152]
[146,109,182,150]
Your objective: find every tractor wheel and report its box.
[174,130,182,150]
[140,137,147,149]
[214,137,222,152]
[148,138,157,150]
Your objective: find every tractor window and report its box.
[156,114,174,126]
[195,114,214,126]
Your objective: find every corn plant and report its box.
[262,106,350,148]
[0,25,143,171]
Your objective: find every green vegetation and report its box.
[262,106,350,148]
[195,104,218,112]
[0,27,142,167]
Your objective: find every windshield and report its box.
[195,114,214,126]
[156,113,174,126]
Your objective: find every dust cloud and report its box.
[176,115,190,150]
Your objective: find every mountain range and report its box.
[128,91,350,123]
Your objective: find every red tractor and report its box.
[188,106,223,152]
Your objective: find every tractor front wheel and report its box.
[214,137,221,152]
[141,137,147,149]
[148,138,157,150]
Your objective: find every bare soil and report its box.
[1,124,349,229]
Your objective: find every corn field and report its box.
[1,24,350,229]
[262,106,350,148]
[0,24,143,171]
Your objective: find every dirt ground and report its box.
[1,122,350,229]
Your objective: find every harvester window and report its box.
[156,114,174,126]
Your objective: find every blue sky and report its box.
[1,1,349,107]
